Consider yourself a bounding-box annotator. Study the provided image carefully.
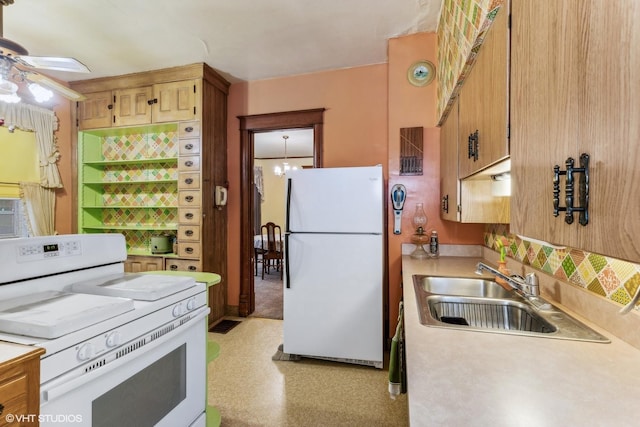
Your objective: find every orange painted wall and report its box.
[386,33,484,334]
[227,32,485,339]
[226,65,389,310]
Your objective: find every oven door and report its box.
[40,308,208,427]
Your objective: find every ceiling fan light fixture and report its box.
[0,76,17,95]
[28,82,53,103]
[15,55,90,73]
[0,92,20,103]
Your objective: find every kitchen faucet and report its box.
[475,262,541,299]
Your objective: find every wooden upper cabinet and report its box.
[458,5,509,179]
[152,79,199,123]
[78,90,112,130]
[113,86,153,127]
[440,97,459,222]
[440,96,510,224]
[510,0,640,262]
[78,80,199,130]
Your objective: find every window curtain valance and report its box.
[0,102,62,189]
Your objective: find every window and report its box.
[0,199,29,238]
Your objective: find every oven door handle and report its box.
[41,307,209,403]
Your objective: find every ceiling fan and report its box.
[0,0,88,103]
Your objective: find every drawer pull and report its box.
[185,178,194,184]
[184,126,194,133]
[185,160,194,167]
[185,143,194,150]
[185,247,194,254]
[185,196,194,203]
[185,213,194,219]
[169,265,178,271]
[185,230,194,236]
[188,266,197,271]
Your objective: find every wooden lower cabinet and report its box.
[124,255,164,273]
[0,345,44,427]
[165,258,201,272]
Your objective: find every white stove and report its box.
[0,233,209,427]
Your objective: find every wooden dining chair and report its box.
[260,222,283,279]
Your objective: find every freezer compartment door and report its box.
[283,233,383,365]
[286,166,383,233]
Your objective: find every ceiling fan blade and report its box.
[15,55,90,73]
[26,72,86,101]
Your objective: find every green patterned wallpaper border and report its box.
[485,224,640,310]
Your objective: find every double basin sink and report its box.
[413,275,610,343]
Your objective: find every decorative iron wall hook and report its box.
[553,153,589,225]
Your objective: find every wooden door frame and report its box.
[238,108,325,316]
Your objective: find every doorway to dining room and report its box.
[238,109,325,318]
[251,129,314,319]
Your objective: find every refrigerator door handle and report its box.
[285,178,292,233]
[284,233,291,288]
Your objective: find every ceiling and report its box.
[2,0,442,84]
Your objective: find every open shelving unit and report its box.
[78,123,180,255]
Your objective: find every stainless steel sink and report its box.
[413,275,513,298]
[413,275,610,343]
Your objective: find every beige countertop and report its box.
[402,255,640,427]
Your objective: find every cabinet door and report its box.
[576,0,640,261]
[511,0,640,262]
[511,0,579,245]
[152,80,199,123]
[124,255,164,273]
[78,91,112,130]
[458,5,509,178]
[440,97,460,222]
[113,86,152,126]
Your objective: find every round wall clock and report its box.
[407,60,435,87]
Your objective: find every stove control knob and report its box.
[77,343,94,361]
[172,303,183,317]
[186,298,196,311]
[106,331,121,348]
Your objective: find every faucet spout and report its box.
[475,262,539,298]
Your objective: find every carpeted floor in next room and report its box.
[250,271,283,320]
[207,317,409,427]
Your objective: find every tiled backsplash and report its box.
[485,224,640,309]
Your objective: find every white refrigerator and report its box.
[283,165,383,369]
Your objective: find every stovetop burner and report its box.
[0,291,134,339]
[69,273,195,301]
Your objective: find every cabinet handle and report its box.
[185,143,194,150]
[169,264,178,271]
[184,126,194,133]
[147,98,158,105]
[553,153,590,225]
[185,178,193,184]
[185,195,194,203]
[185,213,194,219]
[188,266,197,271]
[185,160,194,167]
[441,195,449,214]
[185,230,194,236]
[107,104,113,110]
[185,247,194,254]
[467,130,479,161]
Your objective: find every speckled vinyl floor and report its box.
[207,318,409,427]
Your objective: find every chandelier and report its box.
[274,135,298,177]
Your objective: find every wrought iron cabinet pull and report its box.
[553,153,590,225]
